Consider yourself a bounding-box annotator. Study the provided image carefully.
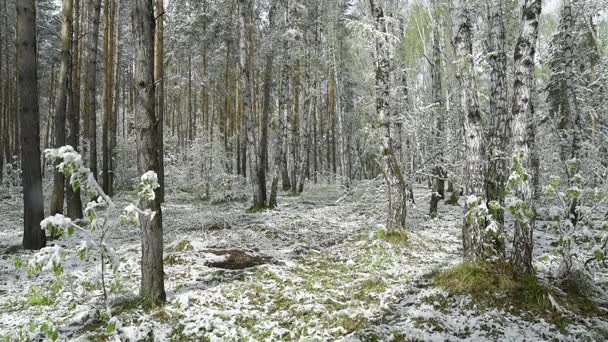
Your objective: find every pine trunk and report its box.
[132,0,166,305]
[17,0,46,250]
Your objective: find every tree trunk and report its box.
[485,0,509,229]
[66,0,83,219]
[85,0,102,181]
[369,0,407,231]
[553,0,582,225]
[429,11,444,219]
[239,0,264,209]
[50,0,73,219]
[132,0,165,305]
[511,0,542,276]
[455,0,500,261]
[154,0,165,203]
[269,1,291,207]
[17,0,46,250]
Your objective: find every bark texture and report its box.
[17,0,46,249]
[511,0,542,276]
[369,0,407,231]
[132,0,166,305]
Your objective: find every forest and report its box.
[0,0,608,340]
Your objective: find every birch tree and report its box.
[369,0,407,231]
[510,0,542,276]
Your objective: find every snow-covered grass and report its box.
[1,180,607,341]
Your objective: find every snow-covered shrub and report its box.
[14,146,158,341]
[542,159,608,292]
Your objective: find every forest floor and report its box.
[1,180,608,341]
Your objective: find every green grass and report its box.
[175,240,193,252]
[434,262,604,330]
[373,229,409,245]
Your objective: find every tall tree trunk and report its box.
[17,0,46,249]
[66,0,83,219]
[269,0,291,207]
[555,0,582,226]
[132,0,165,305]
[369,0,407,231]
[455,0,499,261]
[86,0,102,181]
[511,0,542,276]
[102,0,115,195]
[154,0,165,202]
[239,0,263,209]
[50,0,73,221]
[485,0,509,230]
[429,9,444,219]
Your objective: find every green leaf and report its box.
[594,250,605,261]
[106,322,116,334]
[14,257,22,270]
[78,248,87,260]
[72,179,80,192]
[68,226,75,236]
[40,323,49,332]
[48,330,58,341]
[68,303,76,310]
[52,263,63,277]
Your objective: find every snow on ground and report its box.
[1,180,607,341]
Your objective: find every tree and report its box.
[50,0,73,220]
[132,0,166,305]
[510,0,542,276]
[428,3,445,219]
[155,0,165,203]
[548,0,582,225]
[66,0,83,219]
[238,0,265,210]
[485,0,509,232]
[369,0,407,231]
[454,0,498,261]
[16,0,46,250]
[85,0,102,181]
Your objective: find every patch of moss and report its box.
[445,192,459,206]
[164,254,183,266]
[353,277,387,302]
[420,293,450,311]
[413,316,445,332]
[374,229,409,245]
[175,240,193,252]
[434,262,604,330]
[336,315,368,334]
[111,296,156,315]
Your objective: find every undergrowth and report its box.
[434,262,605,330]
